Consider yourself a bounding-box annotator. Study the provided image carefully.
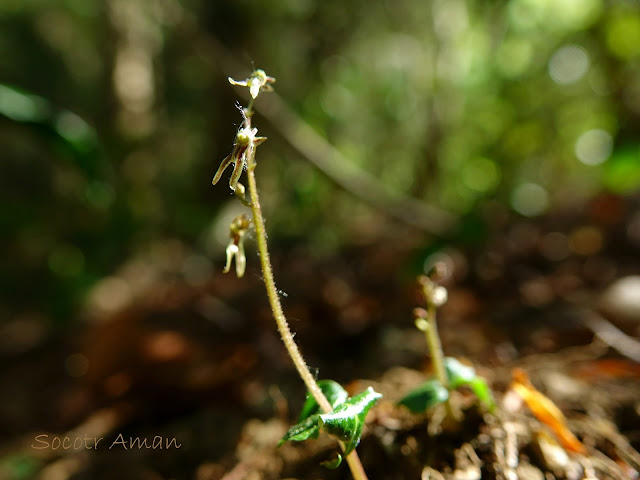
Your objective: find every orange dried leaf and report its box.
[510,368,586,455]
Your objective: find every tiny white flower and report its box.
[228,69,275,99]
[212,125,266,191]
[222,215,251,278]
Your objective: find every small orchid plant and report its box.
[399,267,495,417]
[212,70,380,479]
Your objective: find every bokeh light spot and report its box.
[569,225,603,255]
[462,157,500,192]
[548,0,603,31]
[143,331,190,363]
[508,0,545,31]
[496,37,533,78]
[575,129,613,166]
[548,45,589,85]
[511,182,549,217]
[89,276,132,314]
[606,13,640,60]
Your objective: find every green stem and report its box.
[246,163,369,480]
[424,304,448,389]
[246,97,255,117]
[422,303,462,421]
[246,165,332,411]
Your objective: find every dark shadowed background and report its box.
[1,1,639,479]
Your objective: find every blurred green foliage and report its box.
[0,0,639,325]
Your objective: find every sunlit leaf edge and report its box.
[445,357,495,411]
[318,386,383,455]
[445,357,477,388]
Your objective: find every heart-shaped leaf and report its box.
[281,384,382,458]
[318,387,382,455]
[298,380,349,422]
[398,379,449,413]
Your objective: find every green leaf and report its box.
[445,357,495,410]
[281,385,382,458]
[445,357,477,388]
[320,453,343,469]
[469,377,496,411]
[279,414,321,445]
[318,387,382,455]
[298,380,349,422]
[398,379,449,413]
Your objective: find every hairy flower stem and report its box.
[246,167,331,410]
[245,153,368,480]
